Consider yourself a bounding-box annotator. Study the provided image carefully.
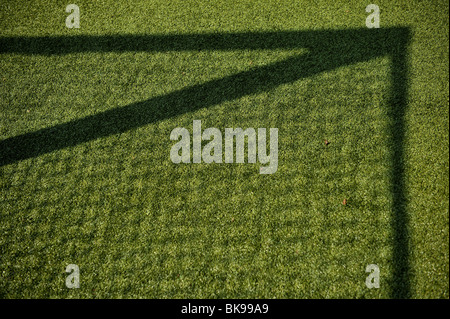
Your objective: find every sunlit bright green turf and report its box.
[0,0,448,298]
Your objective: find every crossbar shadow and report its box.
[0,27,410,298]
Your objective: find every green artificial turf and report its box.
[0,0,448,298]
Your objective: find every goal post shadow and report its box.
[0,27,411,298]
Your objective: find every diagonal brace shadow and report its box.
[0,29,402,166]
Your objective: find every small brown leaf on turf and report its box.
[342,199,347,205]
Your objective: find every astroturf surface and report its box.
[0,0,448,298]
